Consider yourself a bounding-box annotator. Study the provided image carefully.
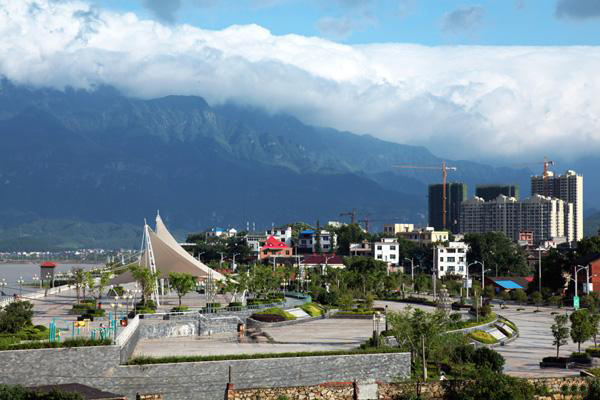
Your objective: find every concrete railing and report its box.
[115,314,140,346]
[0,283,76,308]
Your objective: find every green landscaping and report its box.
[469,330,498,344]
[253,307,296,320]
[299,303,324,317]
[0,337,113,351]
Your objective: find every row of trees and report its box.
[552,309,600,356]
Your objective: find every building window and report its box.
[459,257,464,262]
[448,257,455,262]
[440,266,444,271]
[390,254,396,259]
[377,255,382,259]
[377,245,382,250]
[440,257,444,262]
[390,246,396,250]
[459,266,464,272]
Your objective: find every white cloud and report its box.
[1,0,600,161]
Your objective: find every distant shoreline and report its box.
[0,260,99,265]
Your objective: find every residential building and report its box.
[349,241,373,257]
[259,236,293,260]
[374,238,399,266]
[297,230,337,253]
[460,194,574,244]
[265,226,293,247]
[383,223,414,236]
[475,185,520,201]
[397,227,449,244]
[434,241,469,278]
[428,182,467,234]
[301,255,345,272]
[531,170,583,241]
[207,227,226,238]
[484,276,533,294]
[245,231,267,253]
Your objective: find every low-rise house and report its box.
[301,254,345,273]
[259,236,293,260]
[485,276,533,294]
[349,241,373,257]
[383,223,414,235]
[245,231,267,253]
[434,241,469,278]
[397,227,449,244]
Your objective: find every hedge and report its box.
[253,307,296,320]
[0,338,112,351]
[468,330,498,344]
[448,313,496,331]
[586,347,600,358]
[300,303,323,317]
[170,306,189,312]
[128,347,408,365]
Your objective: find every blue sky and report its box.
[103,0,600,45]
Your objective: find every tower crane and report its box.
[393,160,458,230]
[339,209,357,225]
[512,156,555,196]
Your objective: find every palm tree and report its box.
[129,264,160,307]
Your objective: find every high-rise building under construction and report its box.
[531,170,583,241]
[428,183,467,234]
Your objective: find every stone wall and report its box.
[0,345,410,400]
[226,382,355,400]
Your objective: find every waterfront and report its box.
[0,263,99,297]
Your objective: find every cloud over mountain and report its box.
[1,0,600,161]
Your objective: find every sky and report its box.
[2,0,600,162]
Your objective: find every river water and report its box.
[0,263,99,297]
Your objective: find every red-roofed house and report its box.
[259,236,293,260]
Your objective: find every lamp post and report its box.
[32,274,40,289]
[17,276,24,296]
[197,252,205,262]
[536,246,544,293]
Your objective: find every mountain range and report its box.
[0,79,596,250]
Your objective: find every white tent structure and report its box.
[112,213,227,305]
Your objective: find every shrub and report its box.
[0,384,83,400]
[570,352,592,363]
[0,338,112,351]
[468,330,498,344]
[587,347,600,358]
[451,344,475,364]
[0,301,33,334]
[472,347,505,372]
[449,313,462,322]
[228,302,243,308]
[253,307,296,321]
[136,299,157,310]
[250,314,286,323]
[572,383,581,395]
[205,302,221,309]
[170,306,189,312]
[443,369,534,400]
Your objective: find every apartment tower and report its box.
[531,170,583,241]
[428,182,467,234]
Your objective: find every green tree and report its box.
[472,347,505,373]
[72,267,85,304]
[0,301,33,334]
[0,385,83,400]
[570,309,594,352]
[83,271,94,301]
[464,232,530,276]
[512,289,527,303]
[94,271,110,301]
[592,314,600,347]
[130,264,161,307]
[333,223,366,256]
[586,378,600,400]
[530,249,572,293]
[530,291,543,311]
[388,308,448,381]
[483,285,495,300]
[168,272,197,307]
[551,314,570,358]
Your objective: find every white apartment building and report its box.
[245,232,267,253]
[460,194,573,244]
[374,238,399,266]
[265,226,293,247]
[383,224,415,236]
[397,227,449,244]
[297,230,337,253]
[434,241,469,278]
[531,170,583,241]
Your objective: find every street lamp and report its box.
[32,274,40,289]
[535,246,545,293]
[467,261,486,299]
[17,276,24,296]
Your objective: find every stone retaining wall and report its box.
[226,382,355,400]
[0,344,409,400]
